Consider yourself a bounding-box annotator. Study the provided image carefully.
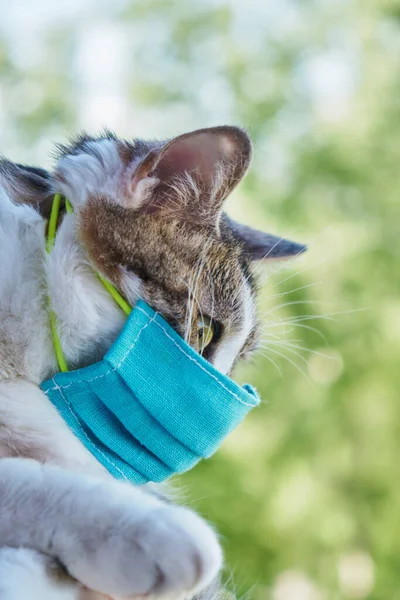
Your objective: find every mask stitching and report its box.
[44,314,157,392]
[51,376,130,482]
[44,308,258,408]
[136,308,258,409]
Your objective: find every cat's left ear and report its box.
[225,216,307,261]
[130,126,251,222]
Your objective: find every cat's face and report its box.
[82,202,259,374]
[56,127,305,374]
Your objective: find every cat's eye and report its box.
[197,316,215,353]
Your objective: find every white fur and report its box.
[56,140,125,207]
[213,280,255,374]
[0,149,223,600]
[119,265,143,302]
[0,458,222,600]
[0,379,106,473]
[0,548,79,600]
[0,188,52,381]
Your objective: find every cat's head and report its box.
[54,126,305,374]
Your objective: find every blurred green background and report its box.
[1,0,399,598]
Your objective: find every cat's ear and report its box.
[130,126,252,223]
[226,217,307,261]
[0,161,53,218]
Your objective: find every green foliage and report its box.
[1,0,398,597]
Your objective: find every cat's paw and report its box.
[65,503,222,599]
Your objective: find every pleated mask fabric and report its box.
[41,300,260,484]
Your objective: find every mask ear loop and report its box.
[66,196,131,315]
[46,194,69,372]
[97,276,131,316]
[46,195,132,373]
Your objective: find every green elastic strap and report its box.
[46,194,131,372]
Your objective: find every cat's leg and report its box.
[0,379,113,599]
[0,458,222,599]
[0,379,221,599]
[0,547,79,600]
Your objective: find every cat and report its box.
[0,126,305,600]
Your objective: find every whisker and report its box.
[185,271,197,343]
[256,235,294,261]
[260,299,334,318]
[192,235,215,353]
[253,224,334,283]
[251,225,315,277]
[262,321,328,344]
[258,337,303,347]
[205,262,215,334]
[258,330,290,341]
[284,322,328,343]
[261,307,366,330]
[268,340,336,360]
[270,251,333,289]
[265,341,310,366]
[265,281,320,300]
[279,341,331,358]
[253,352,283,377]
[262,347,312,382]
[185,233,215,344]
[284,307,368,322]
[185,273,194,343]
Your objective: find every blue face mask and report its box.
[41,300,259,484]
[40,195,260,484]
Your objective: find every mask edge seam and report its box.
[45,308,258,409]
[49,377,130,482]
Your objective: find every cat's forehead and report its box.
[132,221,248,312]
[134,216,246,285]
[82,198,251,304]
